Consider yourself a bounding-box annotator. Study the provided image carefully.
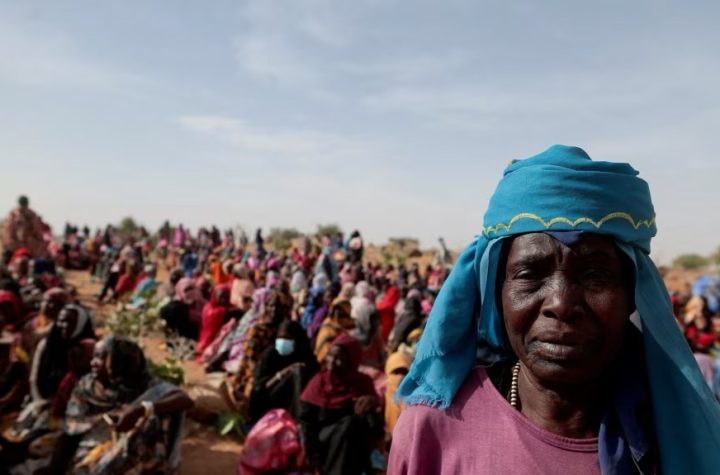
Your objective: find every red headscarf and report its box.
[0,290,23,327]
[300,334,375,409]
[10,247,31,266]
[196,284,232,359]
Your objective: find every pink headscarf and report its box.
[175,277,205,325]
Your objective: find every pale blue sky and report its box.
[1,0,719,262]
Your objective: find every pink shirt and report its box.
[388,367,600,475]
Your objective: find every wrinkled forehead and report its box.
[503,232,621,261]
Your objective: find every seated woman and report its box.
[388,293,424,353]
[389,145,720,473]
[45,336,193,474]
[248,320,319,423]
[0,290,26,393]
[0,289,25,332]
[0,289,72,412]
[160,277,204,359]
[1,339,95,464]
[299,334,383,475]
[314,300,355,364]
[157,267,185,301]
[230,265,255,309]
[384,328,421,437]
[0,305,96,470]
[129,264,158,305]
[113,260,141,302]
[233,289,293,399]
[196,284,240,361]
[20,288,71,360]
[31,304,96,403]
[350,300,385,370]
[302,285,330,341]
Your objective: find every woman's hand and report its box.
[114,404,145,432]
[353,395,378,415]
[266,362,305,388]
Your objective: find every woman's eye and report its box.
[513,268,541,280]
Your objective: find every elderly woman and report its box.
[389,146,720,474]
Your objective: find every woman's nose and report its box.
[540,274,584,322]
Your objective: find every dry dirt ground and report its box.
[65,270,243,475]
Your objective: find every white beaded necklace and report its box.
[508,362,521,408]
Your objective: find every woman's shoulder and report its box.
[394,367,490,429]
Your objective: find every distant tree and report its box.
[117,216,139,238]
[672,253,709,270]
[712,246,720,266]
[388,237,420,251]
[380,248,393,266]
[316,223,342,238]
[268,227,301,251]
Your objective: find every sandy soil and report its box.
[64,270,243,474]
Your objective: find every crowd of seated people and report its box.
[0,204,193,474]
[2,198,451,473]
[7,200,719,474]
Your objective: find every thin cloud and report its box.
[0,13,148,89]
[178,115,320,154]
[176,114,383,169]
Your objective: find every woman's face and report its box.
[56,307,79,340]
[90,339,110,384]
[277,327,293,340]
[323,288,335,305]
[712,316,720,336]
[41,293,66,320]
[16,257,30,275]
[501,233,632,386]
[325,344,351,375]
[695,313,709,330]
[199,280,213,300]
[0,302,14,326]
[181,284,197,305]
[216,287,230,307]
[265,295,288,324]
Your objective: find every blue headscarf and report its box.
[397,145,720,474]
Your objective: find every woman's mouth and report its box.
[528,340,591,361]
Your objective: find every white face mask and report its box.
[275,338,295,356]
